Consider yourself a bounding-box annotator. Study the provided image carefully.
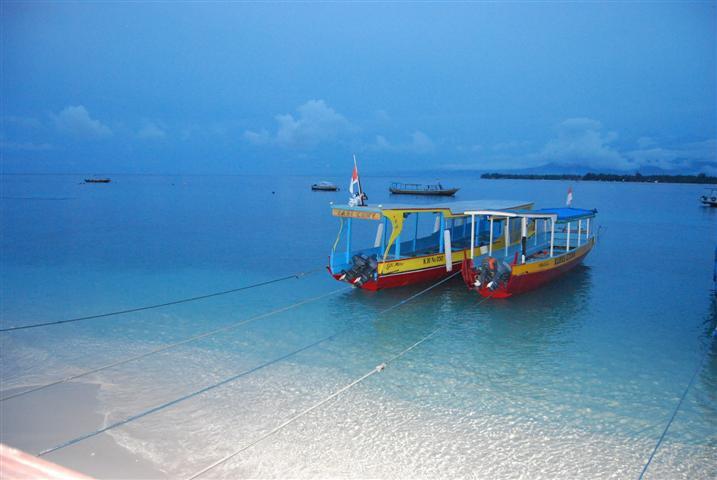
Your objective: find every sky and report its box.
[1,1,715,175]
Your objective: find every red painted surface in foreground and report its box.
[0,443,94,479]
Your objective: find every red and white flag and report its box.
[566,186,573,206]
[349,159,360,197]
[349,154,365,206]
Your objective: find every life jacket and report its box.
[487,257,497,271]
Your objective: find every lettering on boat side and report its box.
[422,255,445,265]
[381,261,404,274]
[554,251,577,266]
[332,209,381,220]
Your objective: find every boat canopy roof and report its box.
[332,199,532,220]
[532,208,597,222]
[464,207,596,223]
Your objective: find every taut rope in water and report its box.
[0,287,348,402]
[0,268,324,332]
[637,324,717,480]
[188,274,495,479]
[36,272,462,458]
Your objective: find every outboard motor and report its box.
[339,254,379,287]
[474,256,511,290]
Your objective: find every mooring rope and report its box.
[0,268,324,332]
[1,287,349,403]
[188,275,495,479]
[37,271,462,458]
[637,325,717,480]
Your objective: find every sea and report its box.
[1,173,715,479]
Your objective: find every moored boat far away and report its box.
[389,182,459,196]
[461,207,598,298]
[84,178,111,183]
[311,181,339,191]
[327,199,534,290]
[700,188,717,206]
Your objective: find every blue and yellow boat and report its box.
[328,200,533,290]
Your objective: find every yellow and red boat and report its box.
[460,207,597,298]
[327,200,533,290]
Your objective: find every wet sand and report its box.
[0,382,165,479]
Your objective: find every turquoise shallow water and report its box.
[1,174,716,478]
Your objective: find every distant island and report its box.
[481,172,717,184]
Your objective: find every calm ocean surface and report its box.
[1,173,716,478]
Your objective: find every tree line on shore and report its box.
[480,172,717,184]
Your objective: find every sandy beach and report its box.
[1,382,165,479]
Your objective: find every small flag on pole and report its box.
[566,186,573,206]
[349,154,366,206]
[349,161,359,197]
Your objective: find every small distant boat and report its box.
[389,182,459,196]
[460,207,597,298]
[312,181,339,191]
[700,188,717,207]
[84,178,111,183]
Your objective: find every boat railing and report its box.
[464,209,595,261]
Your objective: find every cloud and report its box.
[243,100,353,148]
[371,130,436,154]
[52,105,111,138]
[626,138,717,171]
[137,121,167,139]
[539,118,634,170]
[243,129,270,145]
[535,119,715,171]
[450,118,716,172]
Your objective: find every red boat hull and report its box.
[461,240,594,298]
[330,263,458,291]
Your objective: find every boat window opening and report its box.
[330,215,385,273]
[387,212,456,260]
[373,220,385,248]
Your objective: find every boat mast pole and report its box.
[550,218,555,257]
[577,219,582,247]
[586,218,590,242]
[470,214,475,259]
[346,218,352,263]
[567,222,571,251]
[489,217,494,256]
[521,217,527,264]
[353,154,365,206]
[504,218,509,257]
